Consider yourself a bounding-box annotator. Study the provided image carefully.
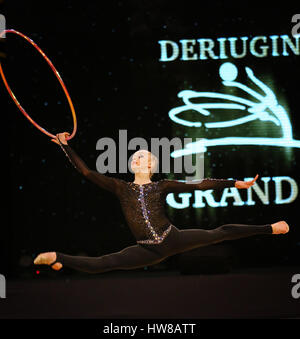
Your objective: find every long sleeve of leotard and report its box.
[58,141,120,195]
[161,177,237,193]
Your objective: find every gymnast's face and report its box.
[131,150,153,175]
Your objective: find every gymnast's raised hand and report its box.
[51,132,70,145]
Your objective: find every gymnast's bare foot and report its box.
[271,221,289,234]
[34,252,63,271]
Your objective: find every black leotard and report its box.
[52,141,272,274]
[58,141,237,243]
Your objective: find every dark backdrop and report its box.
[2,0,300,278]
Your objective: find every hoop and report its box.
[0,29,77,140]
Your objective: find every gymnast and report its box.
[34,132,289,273]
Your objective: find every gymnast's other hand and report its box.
[234,174,259,189]
[51,132,70,145]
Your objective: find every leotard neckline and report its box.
[129,181,155,187]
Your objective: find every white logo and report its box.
[168,62,300,158]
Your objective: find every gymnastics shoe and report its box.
[271,221,289,234]
[34,252,62,270]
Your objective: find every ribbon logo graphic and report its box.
[168,62,300,158]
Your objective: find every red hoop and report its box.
[0,29,77,140]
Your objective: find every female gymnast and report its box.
[34,132,289,273]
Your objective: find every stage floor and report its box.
[1,266,299,319]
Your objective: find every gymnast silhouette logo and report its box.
[168,62,300,158]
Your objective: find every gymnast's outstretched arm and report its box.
[161,177,237,193]
[161,175,260,193]
[51,132,121,195]
[161,174,260,193]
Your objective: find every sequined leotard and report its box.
[52,141,273,274]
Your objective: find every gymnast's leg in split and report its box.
[34,243,170,274]
[169,221,283,254]
[33,220,289,273]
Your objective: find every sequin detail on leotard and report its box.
[136,224,172,244]
[135,185,172,244]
